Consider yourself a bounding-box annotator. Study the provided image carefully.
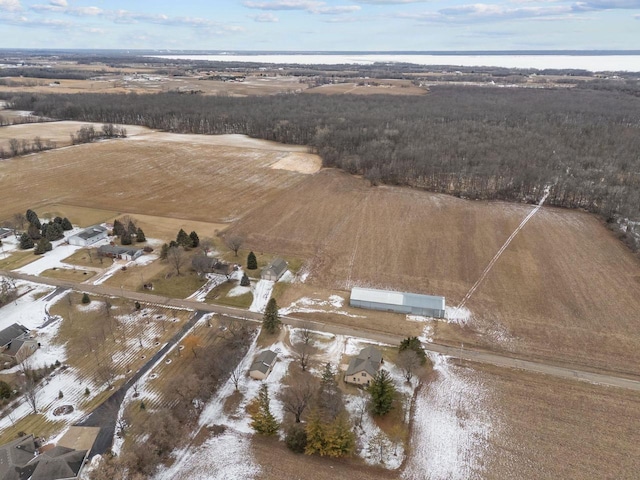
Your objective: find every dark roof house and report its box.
[249,349,278,380]
[29,446,87,480]
[0,324,30,349]
[260,258,288,281]
[344,346,383,385]
[0,435,38,480]
[97,245,143,260]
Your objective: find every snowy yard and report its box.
[249,279,274,313]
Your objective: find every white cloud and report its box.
[353,0,428,3]
[0,0,21,12]
[243,0,361,14]
[49,0,67,6]
[251,12,280,21]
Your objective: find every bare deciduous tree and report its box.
[199,238,214,256]
[280,373,315,423]
[397,349,424,383]
[18,360,39,414]
[167,246,187,276]
[293,340,314,372]
[224,235,244,257]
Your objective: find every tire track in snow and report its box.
[455,187,550,314]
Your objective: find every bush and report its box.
[0,380,12,399]
[285,423,308,453]
[81,293,91,304]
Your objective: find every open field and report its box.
[467,361,640,479]
[226,169,640,374]
[0,132,319,225]
[0,120,150,151]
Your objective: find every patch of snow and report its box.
[228,285,251,297]
[15,244,82,275]
[186,273,229,302]
[0,281,56,331]
[249,279,274,313]
[402,354,493,480]
[279,295,363,318]
[445,306,473,326]
[278,270,295,283]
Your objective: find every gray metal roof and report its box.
[350,287,445,311]
[250,349,277,374]
[29,447,86,480]
[73,225,107,241]
[0,324,29,348]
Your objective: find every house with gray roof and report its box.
[0,228,13,240]
[68,225,107,247]
[97,245,142,261]
[0,324,37,369]
[28,446,87,480]
[249,349,278,380]
[261,258,288,282]
[344,346,383,386]
[0,435,38,480]
[350,287,446,318]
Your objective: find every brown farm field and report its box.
[0,120,150,152]
[226,169,640,375]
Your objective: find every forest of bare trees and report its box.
[6,86,640,250]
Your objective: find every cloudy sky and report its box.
[0,0,638,51]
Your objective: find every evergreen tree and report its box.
[285,423,308,454]
[368,369,396,416]
[250,384,279,435]
[44,222,64,241]
[112,219,124,237]
[304,409,327,456]
[19,233,34,249]
[127,220,137,236]
[176,229,191,248]
[160,243,169,260]
[53,216,63,225]
[247,251,258,270]
[34,238,52,255]
[240,273,250,287]
[27,224,41,240]
[189,231,200,248]
[26,209,40,229]
[0,380,11,399]
[81,293,91,304]
[262,298,281,334]
[326,414,355,457]
[61,217,73,231]
[121,230,132,245]
[399,336,427,364]
[136,227,146,242]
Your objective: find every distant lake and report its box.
[150,53,640,73]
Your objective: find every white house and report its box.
[68,225,108,247]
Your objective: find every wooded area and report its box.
[6,87,640,250]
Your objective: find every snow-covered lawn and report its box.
[15,244,83,275]
[279,294,364,318]
[249,279,274,313]
[402,354,493,480]
[186,271,239,302]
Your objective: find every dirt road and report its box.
[4,270,640,393]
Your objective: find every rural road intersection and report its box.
[3,270,640,393]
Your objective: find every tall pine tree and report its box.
[247,251,258,270]
[368,369,396,416]
[19,233,34,249]
[189,231,200,248]
[250,384,279,435]
[263,298,281,334]
[136,227,146,242]
[176,229,191,248]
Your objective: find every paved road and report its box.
[4,270,640,393]
[75,310,206,457]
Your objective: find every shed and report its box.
[344,346,383,386]
[350,287,446,318]
[68,225,107,247]
[261,258,288,282]
[249,349,278,380]
[0,227,13,239]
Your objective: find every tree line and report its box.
[7,88,640,250]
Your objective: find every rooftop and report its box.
[250,349,277,375]
[72,225,107,241]
[0,323,30,348]
[350,287,445,311]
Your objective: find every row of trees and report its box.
[13,209,73,254]
[70,123,127,145]
[9,88,640,251]
[112,216,145,245]
[0,136,56,159]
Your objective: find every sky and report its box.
[0,0,638,51]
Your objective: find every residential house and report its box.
[260,258,287,282]
[0,323,37,369]
[249,349,278,380]
[0,434,38,480]
[0,228,13,240]
[97,245,143,261]
[344,346,383,386]
[67,226,107,247]
[191,256,234,276]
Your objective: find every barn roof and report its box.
[350,287,445,311]
[71,225,107,241]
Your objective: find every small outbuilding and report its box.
[97,245,143,261]
[344,346,383,386]
[249,349,278,380]
[68,225,108,247]
[350,287,446,318]
[0,227,13,239]
[261,258,287,282]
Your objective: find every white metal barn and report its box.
[350,287,446,318]
[68,225,108,247]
